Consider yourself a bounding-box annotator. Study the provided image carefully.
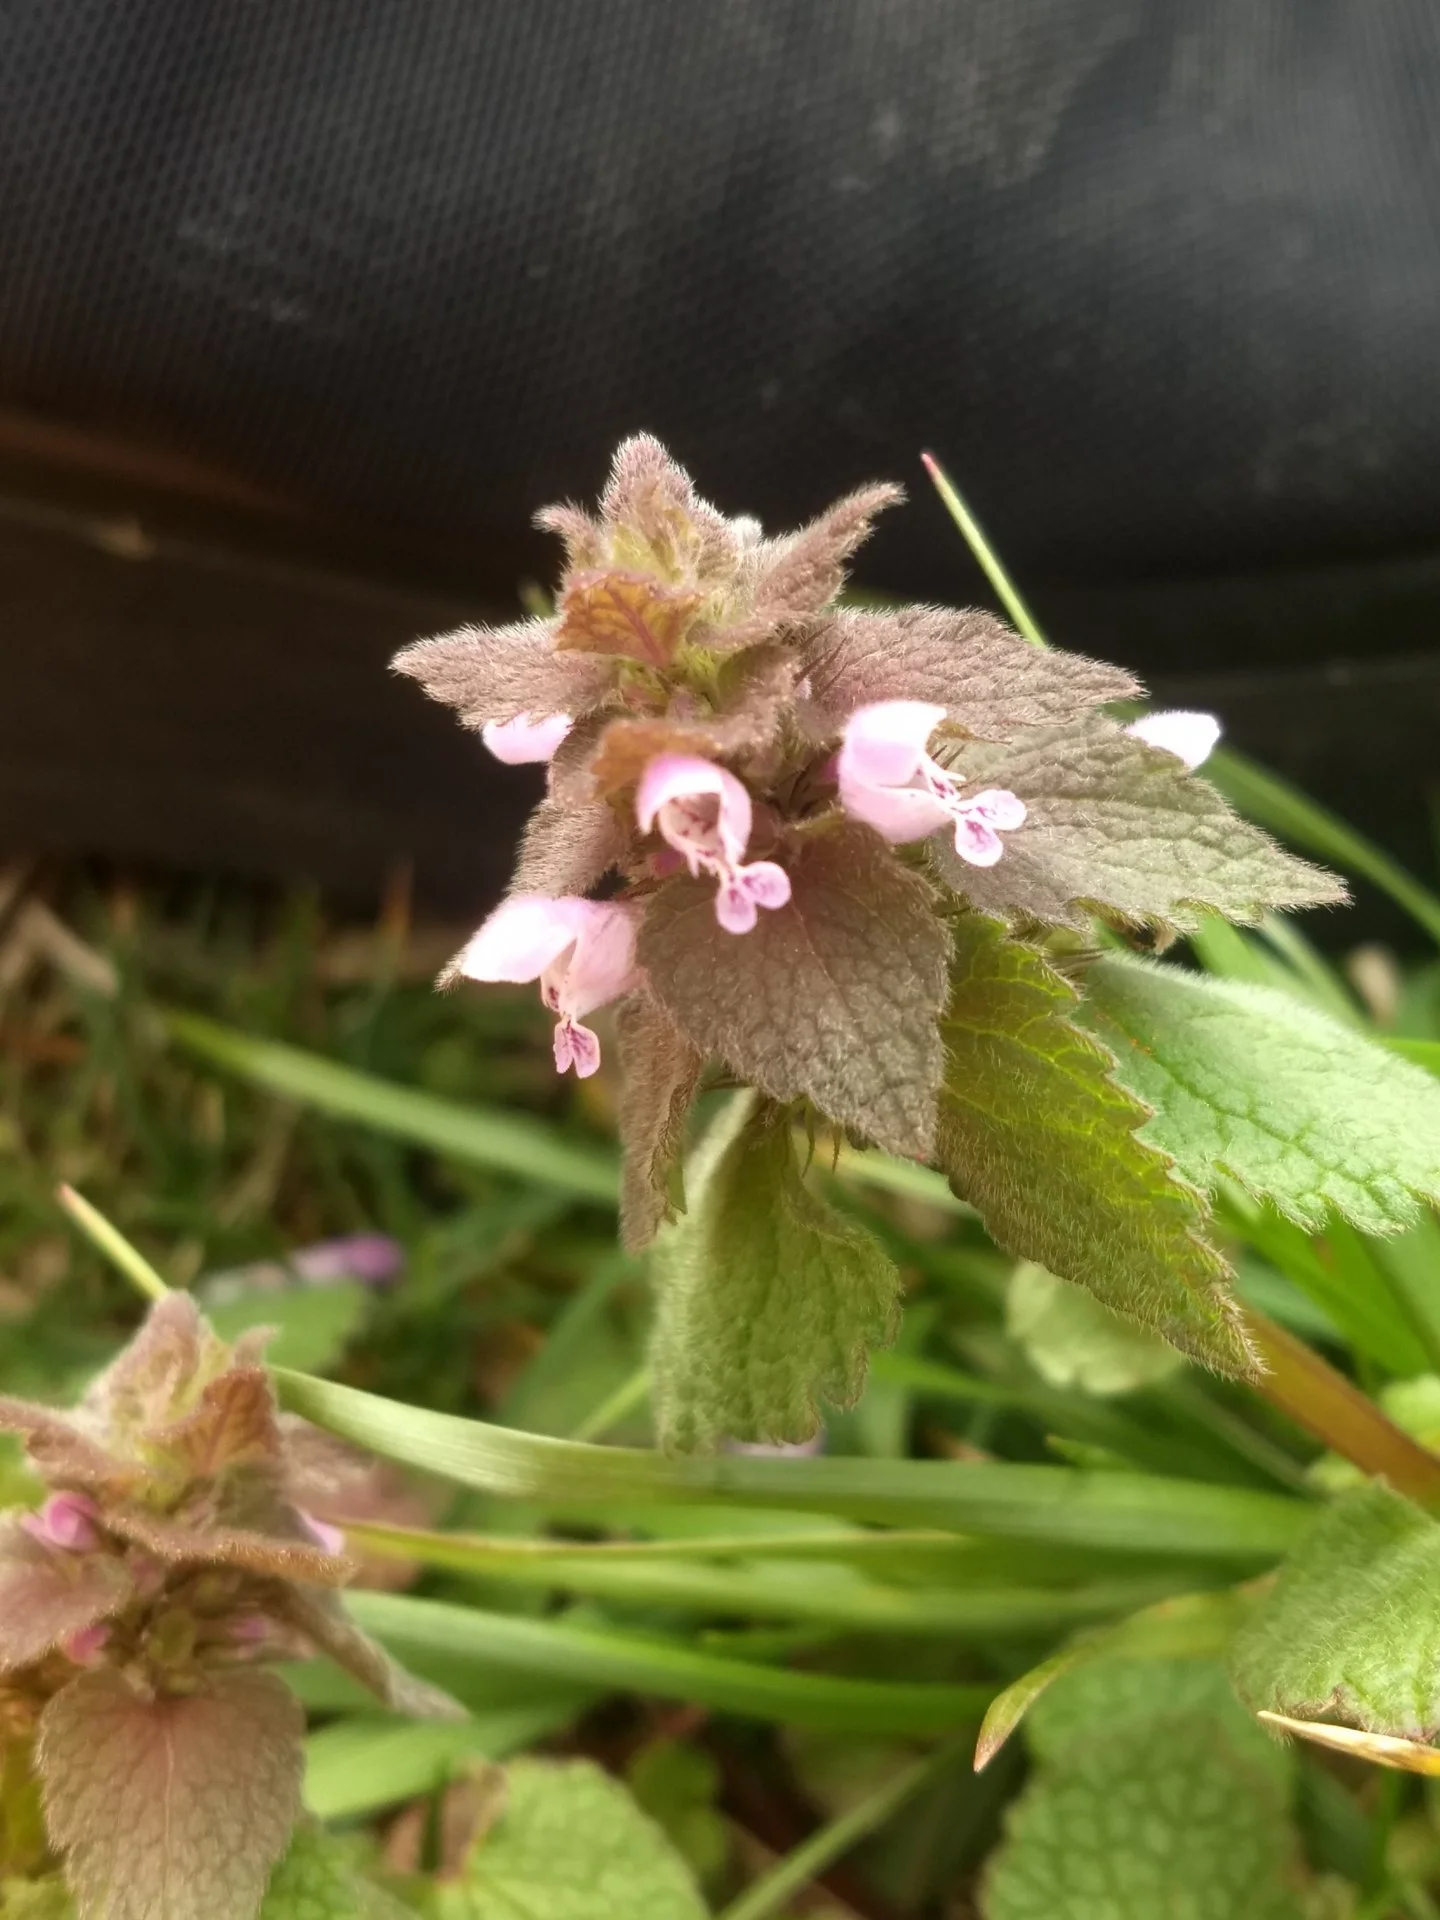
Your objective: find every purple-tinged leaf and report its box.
[508,801,628,900]
[393,621,613,732]
[39,1667,304,1920]
[0,1516,132,1675]
[801,607,1141,742]
[640,823,950,1159]
[555,571,702,666]
[275,1587,464,1720]
[934,719,1344,933]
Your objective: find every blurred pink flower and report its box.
[1125,709,1221,770]
[22,1491,101,1553]
[838,700,1026,867]
[481,711,573,763]
[456,894,641,1076]
[636,754,791,934]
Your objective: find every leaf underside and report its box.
[651,1096,901,1453]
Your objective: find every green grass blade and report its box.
[342,1520,1194,1638]
[716,1736,971,1920]
[161,1008,619,1203]
[277,1371,1304,1561]
[1390,1038,1440,1073]
[347,1591,990,1734]
[56,1185,170,1304]
[304,1701,584,1821]
[922,453,1048,647]
[1206,750,1440,949]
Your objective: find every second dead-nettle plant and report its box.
[396,435,1440,1450]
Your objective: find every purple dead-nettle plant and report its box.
[0,1295,458,1917]
[396,435,1345,1452]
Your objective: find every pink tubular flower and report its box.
[837,701,1026,867]
[23,1491,102,1553]
[636,755,792,934]
[481,712,573,764]
[1125,709,1221,770]
[455,894,641,1077]
[61,1622,111,1666]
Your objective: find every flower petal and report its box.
[1126,709,1221,770]
[838,700,947,788]
[952,813,1006,867]
[455,895,589,984]
[738,860,792,911]
[714,881,759,934]
[839,773,953,845]
[965,787,1028,831]
[636,753,753,863]
[554,1018,603,1077]
[560,901,643,1018]
[481,711,573,764]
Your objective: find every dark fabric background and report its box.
[3,2,1440,605]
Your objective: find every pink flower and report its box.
[23,1491,101,1553]
[455,895,641,1077]
[61,1623,111,1666]
[481,712,573,764]
[1125,710,1220,770]
[298,1511,347,1556]
[837,701,1026,867]
[636,755,792,934]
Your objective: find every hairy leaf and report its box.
[1007,1264,1183,1397]
[260,1825,415,1919]
[442,1758,707,1920]
[392,622,612,731]
[640,823,950,1158]
[1083,956,1440,1234]
[936,916,1252,1374]
[39,1668,304,1920]
[651,1097,901,1452]
[555,571,702,666]
[277,1587,465,1721]
[101,1506,353,1586]
[149,1367,285,1481]
[615,995,704,1253]
[723,484,903,643]
[506,801,627,900]
[81,1294,230,1439]
[984,1662,1302,1920]
[596,434,739,593]
[802,607,1140,742]
[936,719,1344,932]
[0,1517,132,1674]
[1230,1484,1440,1741]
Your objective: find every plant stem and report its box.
[715,1735,970,1920]
[56,1184,170,1304]
[1243,1307,1440,1506]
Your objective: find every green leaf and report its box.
[1230,1483,1440,1740]
[627,1741,728,1888]
[1082,955,1440,1234]
[38,1668,304,1920]
[261,1825,415,1919]
[639,823,951,1159]
[982,1660,1304,1920]
[276,1370,1307,1561]
[615,994,704,1254]
[935,916,1252,1375]
[652,1096,900,1451]
[0,1878,75,1918]
[1006,1264,1184,1397]
[436,1759,708,1920]
[206,1282,370,1375]
[937,719,1343,934]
